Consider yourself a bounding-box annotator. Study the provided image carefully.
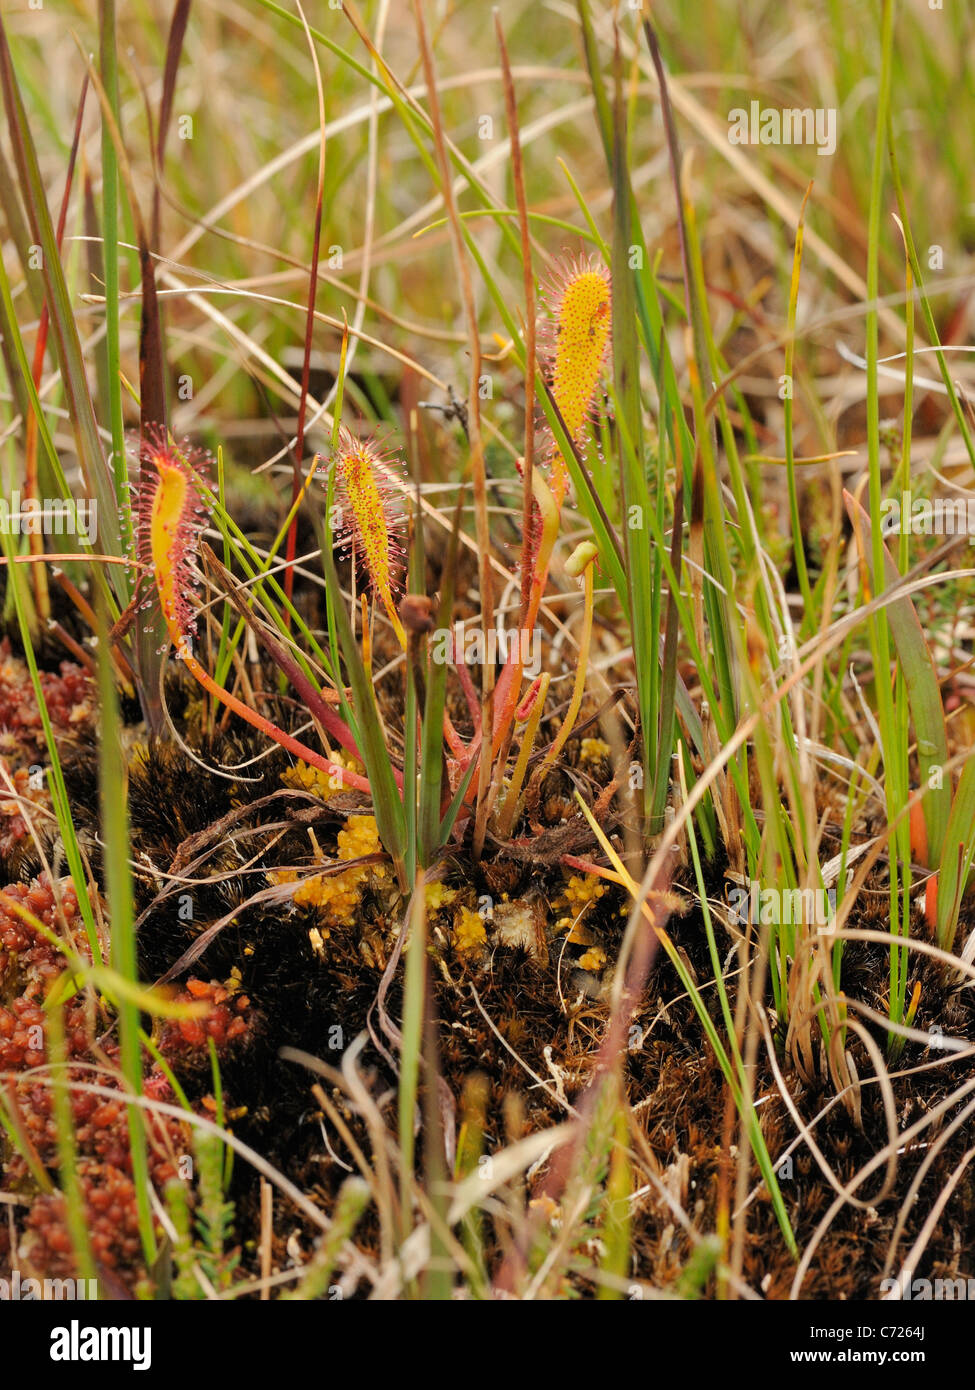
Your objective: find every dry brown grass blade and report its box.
[494,14,536,630]
[479,13,537,838]
[153,0,192,249]
[283,0,327,613]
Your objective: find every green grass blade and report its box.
[843,489,949,868]
[320,543,406,878]
[935,758,975,951]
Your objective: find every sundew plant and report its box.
[0,0,974,1340]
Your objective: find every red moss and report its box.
[4,1057,191,1279]
[0,875,101,1007]
[0,881,249,1288]
[158,977,252,1057]
[0,764,52,860]
[0,639,93,761]
[24,1162,144,1274]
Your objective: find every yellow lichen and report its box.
[529,1194,562,1225]
[452,905,488,957]
[337,815,384,865]
[425,882,459,914]
[579,737,610,764]
[222,965,243,995]
[272,813,385,931]
[282,753,365,803]
[563,916,595,946]
[559,873,606,912]
[577,945,607,973]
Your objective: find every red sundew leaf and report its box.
[137,429,212,653]
[539,253,611,503]
[330,427,407,645]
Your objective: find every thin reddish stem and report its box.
[179,647,372,794]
